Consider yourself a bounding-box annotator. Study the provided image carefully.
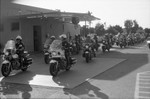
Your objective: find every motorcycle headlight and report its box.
[147,41,150,44]
[5,52,9,56]
[85,45,89,49]
[52,52,57,56]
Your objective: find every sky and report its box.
[13,0,150,28]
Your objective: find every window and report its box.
[11,22,20,31]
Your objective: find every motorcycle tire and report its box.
[94,53,96,57]
[44,55,49,64]
[66,65,71,71]
[49,62,58,77]
[21,67,28,71]
[120,45,123,48]
[107,48,110,52]
[86,56,89,63]
[102,47,105,52]
[1,63,11,77]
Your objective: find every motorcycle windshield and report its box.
[44,38,51,47]
[49,40,63,51]
[4,40,16,50]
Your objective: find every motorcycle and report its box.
[49,40,76,76]
[101,41,110,52]
[43,45,51,64]
[69,41,79,55]
[93,42,100,51]
[119,40,126,48]
[82,43,95,63]
[115,38,119,46]
[1,40,32,77]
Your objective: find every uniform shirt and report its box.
[15,42,25,53]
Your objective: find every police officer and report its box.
[15,35,25,67]
[59,34,73,67]
[60,34,70,56]
[15,35,25,55]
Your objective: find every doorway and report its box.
[33,25,42,52]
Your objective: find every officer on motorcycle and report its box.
[15,35,25,67]
[74,34,81,51]
[84,35,96,56]
[60,34,70,57]
[60,34,75,66]
[15,36,25,56]
[44,34,55,50]
[93,34,99,51]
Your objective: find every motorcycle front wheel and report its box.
[120,45,123,48]
[66,65,71,71]
[85,55,89,63]
[44,55,50,64]
[49,62,59,77]
[102,46,105,52]
[21,66,28,71]
[1,63,11,77]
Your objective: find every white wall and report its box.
[20,17,64,51]
[0,18,21,48]
[1,17,81,52]
[63,22,80,36]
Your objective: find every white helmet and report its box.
[59,34,67,39]
[50,36,56,39]
[16,35,22,40]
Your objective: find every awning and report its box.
[20,11,100,22]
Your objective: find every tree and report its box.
[132,20,139,33]
[106,26,118,35]
[124,20,133,34]
[95,23,105,36]
[113,25,123,33]
[144,28,150,37]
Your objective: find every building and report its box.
[0,0,100,52]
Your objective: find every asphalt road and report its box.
[0,42,150,99]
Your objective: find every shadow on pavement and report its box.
[0,71,35,99]
[63,81,109,99]
[95,50,149,80]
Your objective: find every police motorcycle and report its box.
[43,44,51,64]
[93,38,99,51]
[49,40,76,76]
[1,40,32,77]
[43,38,52,64]
[116,38,119,46]
[82,43,96,63]
[69,40,79,55]
[126,37,132,46]
[119,39,127,48]
[101,40,110,52]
